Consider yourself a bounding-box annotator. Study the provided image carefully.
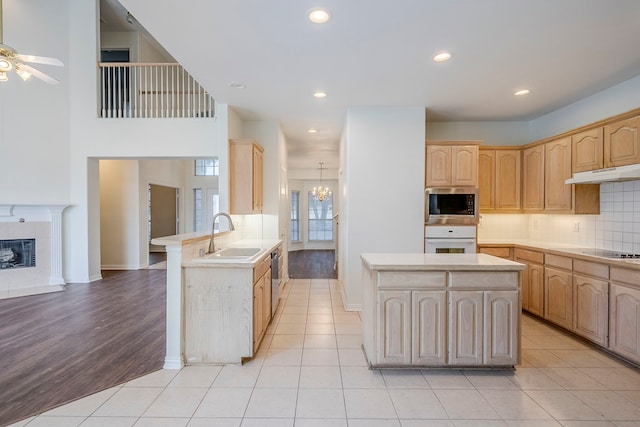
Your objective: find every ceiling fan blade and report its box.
[18,63,59,84]
[16,53,63,66]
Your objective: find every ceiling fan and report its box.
[0,0,63,84]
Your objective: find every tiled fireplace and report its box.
[0,205,68,299]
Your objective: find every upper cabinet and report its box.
[479,147,521,213]
[230,139,264,214]
[572,128,604,173]
[545,137,573,212]
[604,115,640,167]
[426,142,478,187]
[522,145,545,212]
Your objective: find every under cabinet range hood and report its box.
[565,163,640,184]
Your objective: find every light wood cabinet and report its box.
[544,257,573,329]
[522,145,545,212]
[253,254,272,352]
[362,264,521,367]
[377,290,412,365]
[479,148,521,212]
[604,115,640,167]
[426,142,478,187]
[412,291,446,365]
[449,291,483,365]
[609,267,640,364]
[572,127,604,172]
[514,248,544,316]
[484,290,519,365]
[478,245,512,260]
[573,273,608,347]
[545,137,573,212]
[230,139,264,214]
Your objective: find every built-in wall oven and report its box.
[425,187,478,225]
[425,225,477,253]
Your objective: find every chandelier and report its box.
[312,162,332,202]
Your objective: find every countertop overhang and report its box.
[361,253,526,271]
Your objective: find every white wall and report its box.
[341,106,425,309]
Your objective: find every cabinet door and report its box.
[528,264,545,317]
[522,145,544,211]
[478,150,495,211]
[252,145,264,211]
[412,291,446,365]
[377,291,411,365]
[573,274,608,346]
[604,115,640,167]
[544,137,573,212]
[426,145,452,187]
[609,283,640,364]
[484,291,519,365]
[495,150,522,211]
[544,266,573,329]
[448,291,483,365]
[253,278,265,352]
[572,128,604,172]
[451,145,478,187]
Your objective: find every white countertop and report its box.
[361,253,526,271]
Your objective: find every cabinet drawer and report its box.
[573,259,609,280]
[254,255,271,283]
[545,254,572,271]
[514,248,544,264]
[449,271,518,289]
[377,271,445,288]
[479,246,512,259]
[610,267,640,290]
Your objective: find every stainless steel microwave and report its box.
[425,187,479,225]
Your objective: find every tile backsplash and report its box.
[479,180,640,254]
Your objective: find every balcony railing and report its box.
[99,63,215,118]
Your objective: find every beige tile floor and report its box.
[11,278,640,427]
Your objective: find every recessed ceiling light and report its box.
[229,82,246,89]
[515,89,531,96]
[313,91,327,98]
[432,51,452,62]
[308,9,331,24]
[308,129,318,133]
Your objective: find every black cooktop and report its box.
[578,248,640,259]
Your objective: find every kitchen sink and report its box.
[208,247,262,258]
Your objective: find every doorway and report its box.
[148,184,179,257]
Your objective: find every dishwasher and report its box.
[270,249,280,316]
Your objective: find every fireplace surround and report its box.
[0,204,68,299]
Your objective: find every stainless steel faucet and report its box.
[208,212,235,254]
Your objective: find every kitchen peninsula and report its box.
[361,253,525,368]
[152,232,282,368]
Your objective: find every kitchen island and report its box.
[361,253,525,368]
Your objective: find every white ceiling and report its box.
[112,0,640,169]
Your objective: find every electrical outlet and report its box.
[573,222,580,232]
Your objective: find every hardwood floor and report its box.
[288,249,337,279]
[0,270,166,426]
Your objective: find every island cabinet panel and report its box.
[448,291,483,365]
[412,291,446,365]
[484,291,519,365]
[361,254,523,368]
[377,291,411,365]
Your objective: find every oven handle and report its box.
[425,238,477,243]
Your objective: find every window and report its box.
[308,192,333,241]
[290,191,300,242]
[193,188,202,231]
[194,158,219,176]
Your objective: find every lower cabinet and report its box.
[573,274,608,346]
[514,248,544,316]
[609,283,640,364]
[253,268,271,352]
[377,288,518,366]
[544,266,573,329]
